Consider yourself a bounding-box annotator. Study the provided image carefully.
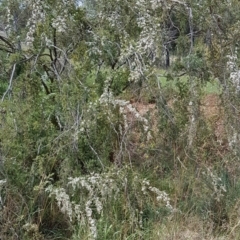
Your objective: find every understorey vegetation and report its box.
[1,0,240,239]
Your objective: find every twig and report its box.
[2,63,16,102]
[86,131,105,169]
[177,156,187,170]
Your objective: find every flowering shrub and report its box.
[202,168,227,202]
[46,167,174,239]
[224,54,240,155]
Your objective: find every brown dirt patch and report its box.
[129,95,226,142]
[131,102,156,116]
[201,94,227,144]
[125,94,227,148]
[201,94,222,120]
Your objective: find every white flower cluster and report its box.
[150,0,163,10]
[135,1,161,58]
[202,168,227,202]
[85,199,97,239]
[99,79,115,106]
[5,7,13,33]
[22,223,41,237]
[230,71,240,92]
[24,0,73,46]
[0,179,6,188]
[124,103,152,141]
[136,25,159,58]
[106,11,122,29]
[99,79,152,141]
[227,54,240,92]
[40,33,53,47]
[96,1,124,32]
[26,0,46,46]
[46,186,73,221]
[228,131,240,152]
[68,173,118,203]
[51,0,75,33]
[128,69,143,83]
[86,32,103,57]
[142,179,173,211]
[46,173,118,239]
[111,0,162,80]
[118,44,134,64]
[52,6,69,33]
[225,54,240,152]
[227,54,237,71]
[72,173,116,238]
[46,168,175,237]
[118,47,148,84]
[73,99,99,138]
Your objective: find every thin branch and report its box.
[0,46,14,53]
[86,131,105,169]
[0,35,15,52]
[2,63,16,102]
[41,79,51,95]
[53,28,58,66]
[187,6,194,55]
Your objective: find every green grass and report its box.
[203,80,222,94]
[156,69,221,95]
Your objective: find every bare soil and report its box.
[201,94,227,144]
[129,94,225,142]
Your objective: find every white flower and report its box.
[46,186,73,221]
[95,197,103,214]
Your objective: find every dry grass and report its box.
[149,215,232,240]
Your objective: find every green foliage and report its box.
[2,0,240,239]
